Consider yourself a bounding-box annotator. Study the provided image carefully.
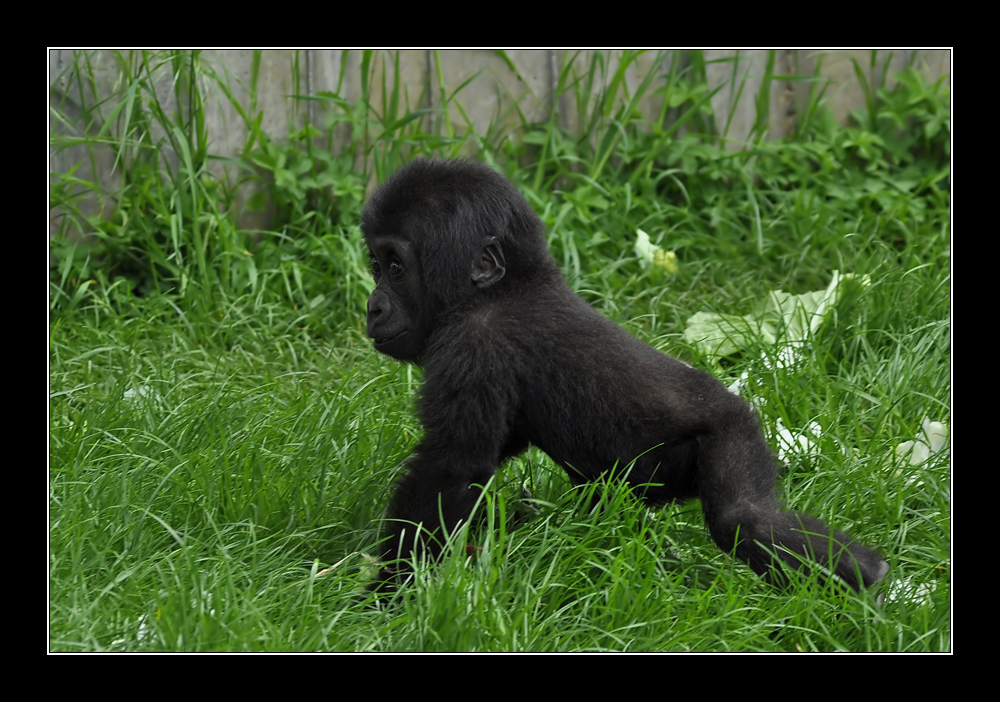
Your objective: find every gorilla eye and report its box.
[389,260,405,279]
[370,257,381,279]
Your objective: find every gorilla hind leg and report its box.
[708,506,889,591]
[697,412,888,592]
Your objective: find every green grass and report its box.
[50,50,950,652]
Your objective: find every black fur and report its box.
[361,159,888,596]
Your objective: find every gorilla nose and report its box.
[368,290,389,318]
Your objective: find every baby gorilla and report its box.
[361,159,888,596]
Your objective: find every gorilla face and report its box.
[365,236,430,362]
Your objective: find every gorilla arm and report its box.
[371,318,521,590]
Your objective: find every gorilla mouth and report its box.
[374,331,408,347]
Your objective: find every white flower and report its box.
[123,385,162,403]
[894,418,950,496]
[727,371,749,396]
[896,418,949,466]
[635,229,678,273]
[885,574,937,605]
[775,419,822,463]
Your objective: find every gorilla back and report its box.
[360,159,888,596]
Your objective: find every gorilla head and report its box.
[362,159,555,361]
[359,159,888,598]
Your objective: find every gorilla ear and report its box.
[471,238,506,288]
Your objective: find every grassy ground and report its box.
[49,50,950,652]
